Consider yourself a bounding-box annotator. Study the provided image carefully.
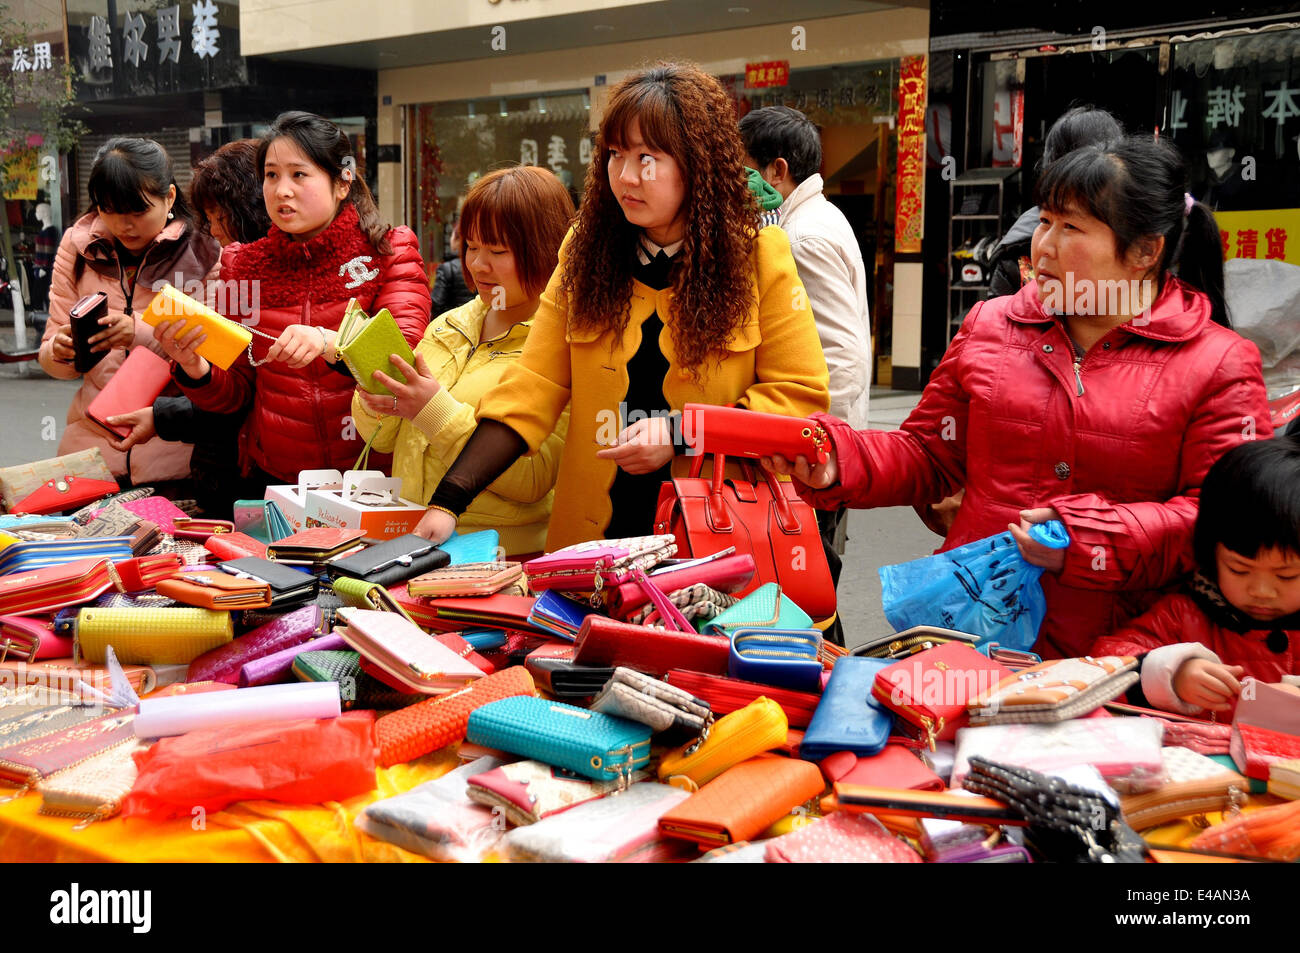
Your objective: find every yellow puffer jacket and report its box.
[352,297,567,556]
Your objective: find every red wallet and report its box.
[872,642,1012,748]
[389,588,544,634]
[86,346,172,439]
[573,616,730,677]
[819,745,945,791]
[0,558,114,615]
[1231,722,1300,781]
[663,669,822,728]
[204,532,268,561]
[680,403,830,465]
[12,476,120,516]
[110,554,185,592]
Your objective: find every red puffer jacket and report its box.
[1094,585,1300,716]
[802,278,1271,659]
[177,204,431,481]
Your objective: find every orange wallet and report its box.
[657,755,825,847]
[375,667,536,767]
[156,570,273,609]
[141,284,252,371]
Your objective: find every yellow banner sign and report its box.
[1215,209,1300,266]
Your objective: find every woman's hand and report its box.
[1174,659,1246,712]
[596,415,676,474]
[49,328,76,364]
[359,353,441,420]
[761,450,838,490]
[1009,506,1066,572]
[88,311,136,352]
[105,407,157,452]
[413,505,457,543]
[267,325,332,369]
[153,318,210,380]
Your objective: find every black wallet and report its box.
[327,534,449,586]
[70,291,110,374]
[219,556,319,607]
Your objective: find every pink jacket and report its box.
[800,278,1272,660]
[38,212,221,483]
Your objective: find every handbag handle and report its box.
[628,568,695,634]
[689,451,803,536]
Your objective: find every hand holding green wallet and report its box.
[336,298,417,397]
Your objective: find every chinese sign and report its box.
[73,2,245,101]
[992,88,1024,168]
[745,61,789,89]
[9,42,54,73]
[1216,209,1300,266]
[895,54,927,254]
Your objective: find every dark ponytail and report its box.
[1175,201,1228,328]
[257,111,392,255]
[1036,135,1230,328]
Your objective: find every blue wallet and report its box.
[727,627,824,691]
[439,530,501,566]
[798,656,894,761]
[466,695,651,783]
[527,589,594,642]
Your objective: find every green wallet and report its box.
[291,649,422,710]
[336,299,416,397]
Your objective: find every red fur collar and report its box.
[223,204,386,306]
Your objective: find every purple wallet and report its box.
[933,842,1033,863]
[186,605,322,684]
[237,632,348,687]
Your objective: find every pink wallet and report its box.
[337,607,485,694]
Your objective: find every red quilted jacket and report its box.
[803,278,1271,659]
[177,204,431,481]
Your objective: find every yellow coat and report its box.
[351,297,568,556]
[478,226,830,551]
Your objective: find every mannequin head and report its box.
[35,203,52,228]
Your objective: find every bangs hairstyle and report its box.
[459,166,575,298]
[87,137,194,222]
[257,110,391,255]
[562,61,758,372]
[189,139,272,245]
[1035,135,1229,327]
[1194,437,1300,575]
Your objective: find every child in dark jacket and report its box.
[1094,438,1300,715]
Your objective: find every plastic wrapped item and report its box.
[355,756,506,862]
[1188,798,1300,861]
[134,681,341,739]
[879,521,1069,651]
[121,711,377,819]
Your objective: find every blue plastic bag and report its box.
[877,520,1070,652]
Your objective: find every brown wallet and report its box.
[155,570,273,610]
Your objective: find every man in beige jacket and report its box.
[741,106,870,584]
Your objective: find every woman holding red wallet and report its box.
[415,62,829,550]
[766,135,1271,661]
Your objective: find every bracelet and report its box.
[424,503,457,519]
[315,326,333,360]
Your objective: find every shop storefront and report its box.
[64,1,376,228]
[928,7,1300,380]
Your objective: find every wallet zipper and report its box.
[874,683,942,751]
[674,707,785,780]
[738,648,819,659]
[1124,781,1246,829]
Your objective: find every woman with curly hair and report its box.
[414,62,829,549]
[189,139,273,246]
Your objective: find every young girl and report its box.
[1094,438,1300,714]
[765,135,1272,660]
[416,62,829,550]
[350,166,573,556]
[154,111,430,487]
[38,137,221,486]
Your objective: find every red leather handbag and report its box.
[654,415,835,620]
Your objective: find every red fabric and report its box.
[1094,591,1300,685]
[803,278,1271,659]
[178,204,430,481]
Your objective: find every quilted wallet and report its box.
[75,606,234,665]
[968,655,1139,725]
[589,667,712,735]
[466,695,651,784]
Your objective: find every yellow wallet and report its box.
[75,606,234,665]
[142,284,253,370]
[657,696,788,791]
